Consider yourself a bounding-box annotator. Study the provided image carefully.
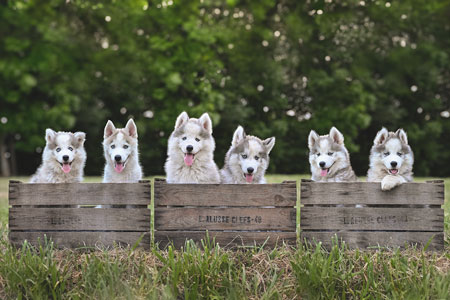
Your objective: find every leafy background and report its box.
[1,0,449,177]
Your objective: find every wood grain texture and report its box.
[9,181,151,205]
[155,207,296,231]
[154,180,296,207]
[155,231,296,249]
[300,207,444,231]
[9,208,150,231]
[300,180,444,205]
[10,231,150,249]
[301,231,444,251]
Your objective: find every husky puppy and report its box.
[30,129,86,183]
[220,126,275,184]
[308,127,357,182]
[164,112,220,183]
[102,119,143,183]
[367,128,414,191]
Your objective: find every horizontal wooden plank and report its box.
[9,181,151,205]
[300,207,443,231]
[155,207,296,231]
[154,180,296,207]
[301,231,444,251]
[155,231,296,249]
[9,208,150,231]
[10,231,150,249]
[300,181,444,205]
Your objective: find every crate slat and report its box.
[301,207,444,231]
[155,207,296,231]
[10,231,150,249]
[300,180,444,205]
[301,231,444,251]
[9,208,150,231]
[9,181,151,205]
[154,180,296,207]
[155,231,296,248]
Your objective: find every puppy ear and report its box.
[263,137,276,154]
[125,119,138,138]
[104,120,116,139]
[45,129,56,144]
[175,112,189,129]
[232,126,246,145]
[199,113,213,134]
[374,127,389,145]
[308,130,319,150]
[395,128,408,144]
[73,132,86,147]
[329,127,344,145]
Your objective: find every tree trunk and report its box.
[0,134,11,177]
[8,138,17,176]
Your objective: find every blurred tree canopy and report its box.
[0,0,449,177]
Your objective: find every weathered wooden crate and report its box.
[154,179,297,248]
[8,180,151,249]
[300,179,445,250]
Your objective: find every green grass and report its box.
[0,176,449,299]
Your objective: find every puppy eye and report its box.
[56,148,61,152]
[241,154,247,159]
[254,156,259,160]
[111,145,115,149]
[68,147,73,151]
[397,152,402,156]
[383,152,390,156]
[317,153,321,156]
[327,152,333,156]
[195,138,200,142]
[182,137,187,141]
[123,145,129,149]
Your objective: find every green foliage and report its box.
[0,0,449,176]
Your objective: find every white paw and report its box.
[381,176,400,191]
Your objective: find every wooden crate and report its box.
[153,179,297,248]
[300,179,445,250]
[8,180,151,249]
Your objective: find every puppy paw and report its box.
[381,175,401,191]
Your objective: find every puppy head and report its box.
[171,112,214,166]
[372,128,412,174]
[45,129,86,174]
[103,119,138,173]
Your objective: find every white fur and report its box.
[165,112,220,183]
[102,119,143,183]
[220,126,275,184]
[30,129,86,183]
[308,127,357,182]
[367,128,414,191]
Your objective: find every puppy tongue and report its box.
[390,169,398,175]
[184,153,194,166]
[115,163,124,173]
[245,174,253,183]
[62,163,71,173]
[320,169,328,177]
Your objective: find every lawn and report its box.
[0,176,448,299]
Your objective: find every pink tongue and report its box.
[390,169,398,175]
[62,164,71,173]
[245,174,253,183]
[184,154,194,166]
[320,169,328,177]
[115,163,124,173]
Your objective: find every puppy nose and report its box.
[390,161,397,167]
[319,161,325,168]
[63,155,69,162]
[115,155,122,162]
[186,145,193,152]
[247,167,254,174]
